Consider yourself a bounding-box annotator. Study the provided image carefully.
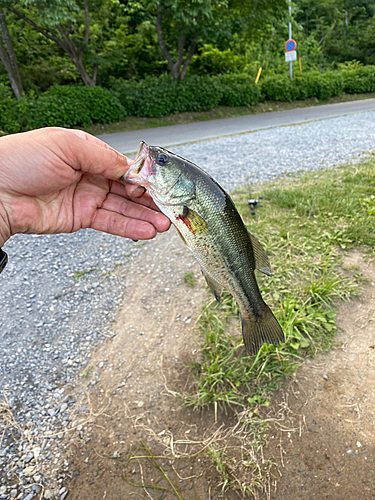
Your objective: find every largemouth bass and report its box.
[122,142,284,355]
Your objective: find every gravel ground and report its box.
[173,111,375,192]
[0,110,375,500]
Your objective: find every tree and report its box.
[0,7,23,98]
[154,0,213,81]
[152,0,290,81]
[294,0,375,65]
[9,0,103,86]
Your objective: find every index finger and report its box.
[64,128,133,180]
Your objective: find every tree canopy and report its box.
[0,0,374,97]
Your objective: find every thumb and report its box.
[65,128,132,180]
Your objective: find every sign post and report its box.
[285,38,296,78]
[288,0,293,78]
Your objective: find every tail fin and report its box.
[241,306,284,356]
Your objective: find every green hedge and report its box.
[26,85,125,129]
[1,65,375,134]
[0,85,125,133]
[341,65,375,94]
[215,74,261,106]
[110,75,223,116]
[260,71,345,102]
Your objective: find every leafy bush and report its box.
[260,75,294,102]
[111,75,222,116]
[2,64,375,134]
[261,71,344,102]
[215,74,261,106]
[190,44,242,75]
[173,76,222,112]
[26,85,125,129]
[341,64,375,94]
[293,71,344,100]
[0,84,23,133]
[109,77,138,115]
[129,75,178,116]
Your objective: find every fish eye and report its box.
[156,154,168,166]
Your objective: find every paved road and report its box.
[97,98,375,154]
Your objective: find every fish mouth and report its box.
[135,141,147,159]
[121,141,150,184]
[133,155,146,174]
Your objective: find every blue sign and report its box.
[285,39,297,52]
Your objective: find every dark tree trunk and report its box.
[155,7,197,81]
[0,9,23,99]
[180,40,196,81]
[72,53,97,86]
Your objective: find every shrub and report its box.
[110,75,222,117]
[260,75,294,102]
[190,44,242,75]
[0,84,22,133]
[173,76,222,112]
[215,74,261,106]
[261,71,344,102]
[109,78,138,116]
[291,71,344,101]
[2,64,375,135]
[26,85,125,129]
[341,65,375,94]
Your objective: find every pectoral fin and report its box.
[248,231,272,277]
[185,207,208,235]
[178,206,209,235]
[202,270,222,304]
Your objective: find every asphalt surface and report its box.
[1,99,375,499]
[97,98,375,154]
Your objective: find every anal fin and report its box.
[202,270,223,304]
[248,231,272,277]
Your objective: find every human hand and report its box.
[0,127,171,247]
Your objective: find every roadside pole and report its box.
[288,0,292,78]
[285,0,296,79]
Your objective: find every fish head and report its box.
[123,142,195,206]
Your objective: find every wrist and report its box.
[0,201,11,247]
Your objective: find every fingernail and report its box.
[130,186,146,198]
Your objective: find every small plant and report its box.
[183,272,197,287]
[74,267,102,281]
[79,365,93,377]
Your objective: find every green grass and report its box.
[184,271,197,287]
[176,155,375,495]
[74,267,102,280]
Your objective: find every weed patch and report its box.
[177,155,375,495]
[184,272,197,287]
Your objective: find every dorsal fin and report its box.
[248,231,272,277]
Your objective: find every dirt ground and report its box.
[56,230,233,500]
[50,230,375,500]
[262,251,375,500]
